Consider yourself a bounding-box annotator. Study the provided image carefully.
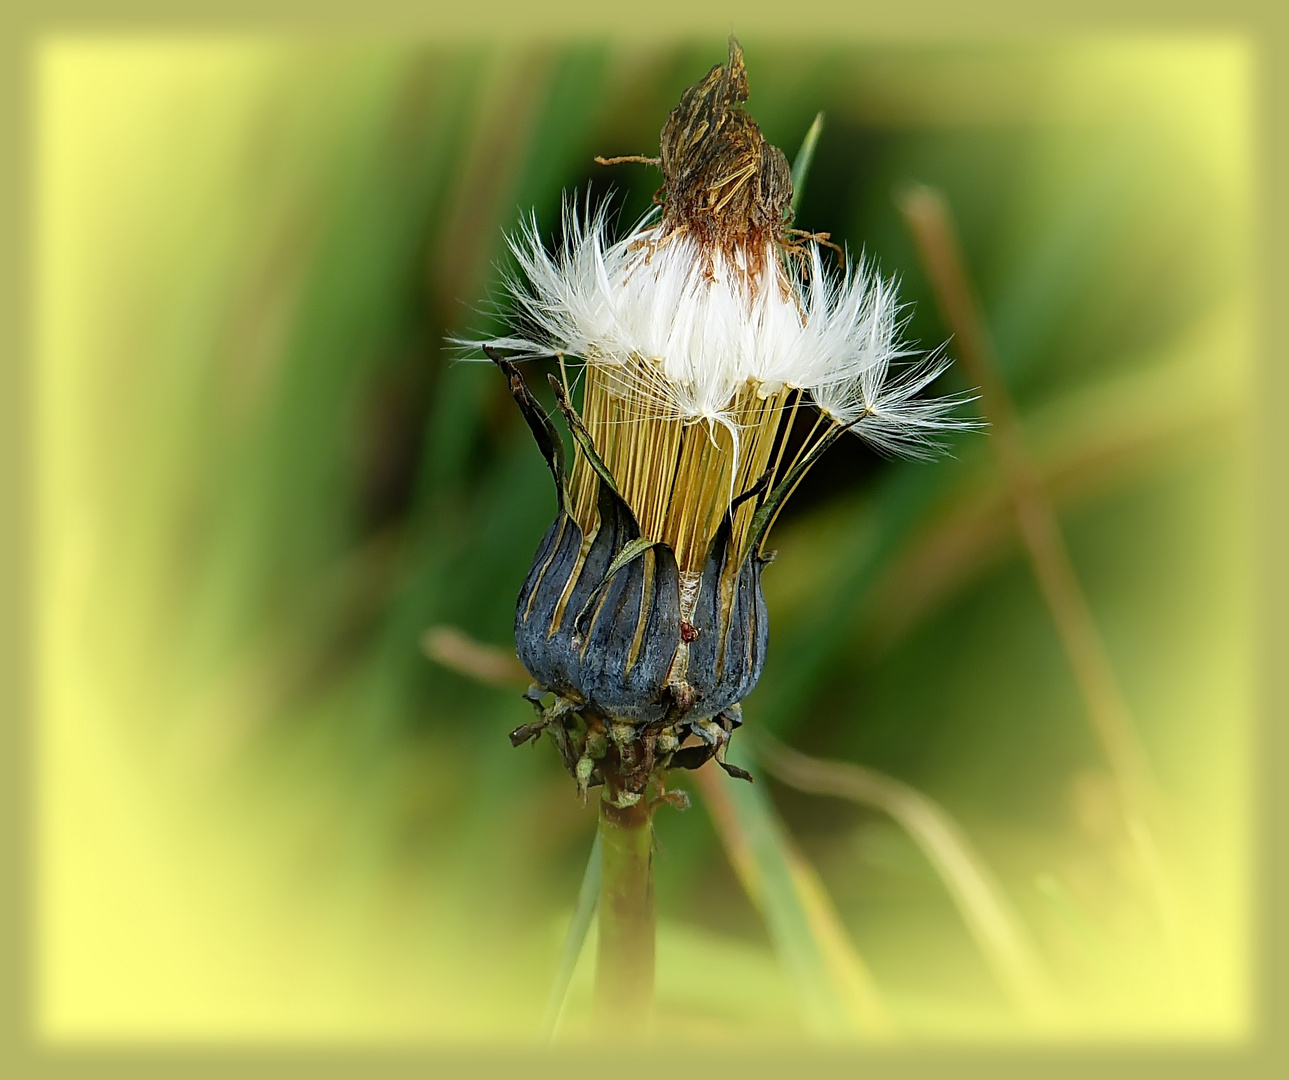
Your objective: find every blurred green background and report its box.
[35,35,1250,1042]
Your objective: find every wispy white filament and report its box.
[468,196,976,458]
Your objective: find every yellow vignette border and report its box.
[2,1,1286,1078]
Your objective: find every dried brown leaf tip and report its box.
[658,36,793,256]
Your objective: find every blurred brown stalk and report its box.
[897,184,1185,990]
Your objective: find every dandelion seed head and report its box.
[486,36,982,801]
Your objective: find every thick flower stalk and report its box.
[471,38,973,1031]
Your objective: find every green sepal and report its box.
[601,536,661,583]
[546,373,624,499]
[744,416,860,557]
[484,346,569,516]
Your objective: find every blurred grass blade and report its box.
[897,182,1158,822]
[752,730,1057,1024]
[542,832,602,1040]
[421,624,529,687]
[1034,872,1113,966]
[790,112,824,217]
[897,183,1189,996]
[693,753,892,1040]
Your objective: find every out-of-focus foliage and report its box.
[37,37,1250,1041]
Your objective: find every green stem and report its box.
[594,794,655,1033]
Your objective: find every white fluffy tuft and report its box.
[463,195,976,457]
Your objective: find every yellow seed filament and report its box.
[568,354,829,573]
